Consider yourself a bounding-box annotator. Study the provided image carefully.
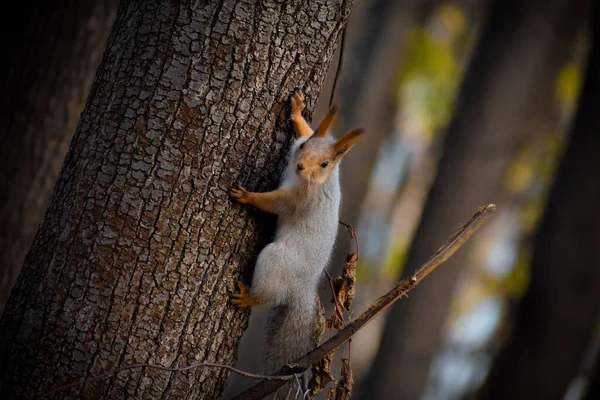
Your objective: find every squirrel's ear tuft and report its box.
[314,105,339,137]
[333,128,364,158]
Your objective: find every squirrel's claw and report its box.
[230,296,251,309]
[231,281,254,309]
[290,90,306,117]
[230,186,250,204]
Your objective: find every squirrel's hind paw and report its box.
[230,295,251,309]
[231,281,264,309]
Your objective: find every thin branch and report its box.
[38,361,296,400]
[329,25,348,108]
[338,220,359,259]
[232,204,497,400]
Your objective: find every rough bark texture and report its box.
[480,5,600,398]
[0,1,352,399]
[361,0,591,399]
[0,1,118,315]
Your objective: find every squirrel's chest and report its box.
[279,196,339,235]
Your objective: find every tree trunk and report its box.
[361,0,591,399]
[0,1,352,399]
[0,1,118,315]
[480,5,600,398]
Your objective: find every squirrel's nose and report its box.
[297,162,306,171]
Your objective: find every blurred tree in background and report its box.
[337,0,439,234]
[480,3,600,398]
[348,0,485,383]
[0,0,118,315]
[362,0,593,398]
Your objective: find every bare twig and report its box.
[338,220,359,259]
[232,204,496,400]
[38,361,296,399]
[329,25,348,108]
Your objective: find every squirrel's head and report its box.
[295,105,364,184]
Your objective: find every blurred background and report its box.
[2,0,599,399]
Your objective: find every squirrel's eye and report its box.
[299,142,306,150]
[321,161,329,168]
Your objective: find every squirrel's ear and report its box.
[333,128,364,158]
[314,105,339,137]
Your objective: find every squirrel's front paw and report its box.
[230,186,251,204]
[290,89,305,119]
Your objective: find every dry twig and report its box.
[338,221,359,259]
[38,361,296,399]
[41,205,495,400]
[329,25,348,108]
[232,204,496,400]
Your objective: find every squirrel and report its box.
[230,89,363,396]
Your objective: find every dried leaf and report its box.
[326,253,357,331]
[308,351,334,396]
[342,253,358,310]
[333,253,356,311]
[327,310,345,331]
[327,386,337,400]
[331,358,354,400]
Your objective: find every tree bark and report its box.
[361,0,591,399]
[480,5,600,398]
[0,1,352,399]
[0,1,118,315]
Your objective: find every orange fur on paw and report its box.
[231,281,264,309]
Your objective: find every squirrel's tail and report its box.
[264,296,317,374]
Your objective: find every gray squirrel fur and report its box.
[259,134,340,375]
[230,90,363,398]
